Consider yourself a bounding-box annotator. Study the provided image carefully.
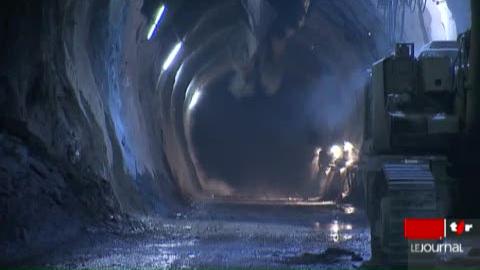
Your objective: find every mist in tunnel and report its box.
[174,0,466,198]
[121,0,471,202]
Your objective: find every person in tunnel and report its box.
[313,141,359,202]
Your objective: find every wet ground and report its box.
[28,202,371,269]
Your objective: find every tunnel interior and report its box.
[0,0,473,266]
[162,0,381,199]
[156,0,460,199]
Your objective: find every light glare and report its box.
[344,206,355,214]
[329,145,343,161]
[162,42,182,70]
[188,91,201,111]
[343,141,354,152]
[147,4,166,40]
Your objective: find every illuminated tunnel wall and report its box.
[0,0,469,213]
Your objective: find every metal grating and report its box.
[383,163,435,190]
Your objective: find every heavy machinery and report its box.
[360,32,471,264]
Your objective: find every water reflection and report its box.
[329,220,354,243]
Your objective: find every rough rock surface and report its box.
[0,0,181,263]
[0,133,121,262]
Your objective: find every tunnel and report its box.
[0,0,474,268]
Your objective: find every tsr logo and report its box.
[449,220,473,236]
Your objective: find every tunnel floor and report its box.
[26,203,370,269]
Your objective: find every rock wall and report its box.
[0,0,182,262]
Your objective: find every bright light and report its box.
[162,42,182,70]
[344,206,355,214]
[147,4,166,40]
[344,141,354,152]
[188,91,201,111]
[330,220,340,242]
[343,141,356,168]
[435,0,457,40]
[330,221,339,234]
[329,145,343,161]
